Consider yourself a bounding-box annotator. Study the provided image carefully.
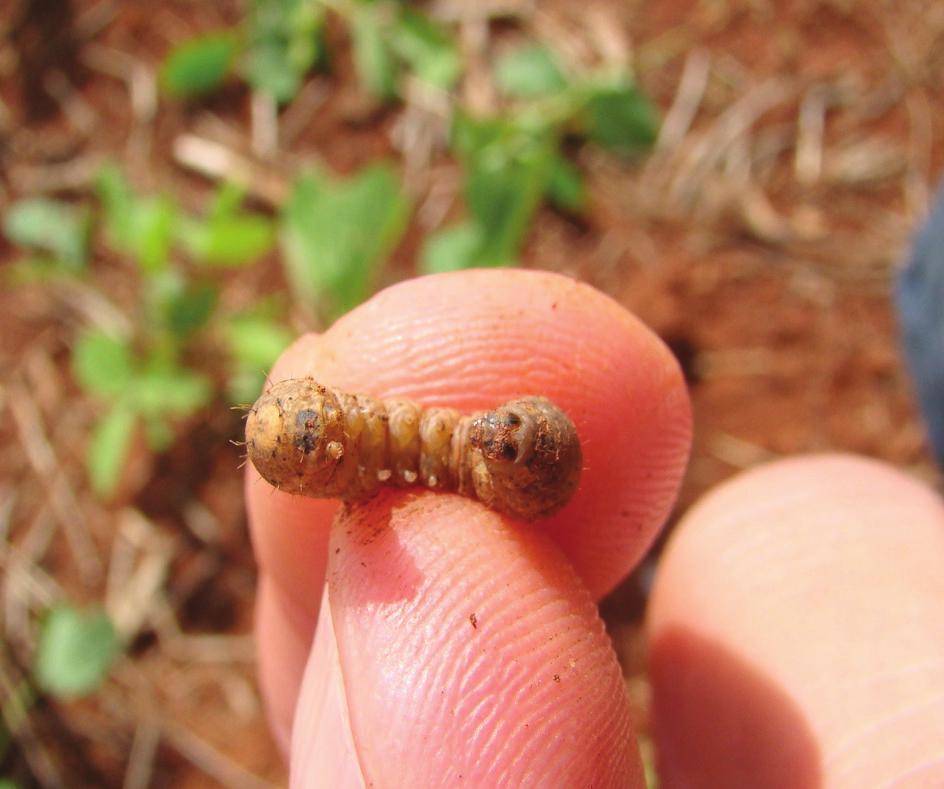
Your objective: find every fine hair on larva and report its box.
[245,377,582,521]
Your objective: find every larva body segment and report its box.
[245,377,582,521]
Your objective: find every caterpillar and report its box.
[245,377,582,521]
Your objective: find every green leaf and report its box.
[246,46,300,102]
[95,164,136,249]
[132,197,177,274]
[390,8,460,89]
[350,5,397,100]
[72,330,134,398]
[420,222,483,273]
[160,32,240,99]
[281,164,409,318]
[177,184,274,267]
[87,405,137,498]
[246,0,325,103]
[177,213,274,266]
[458,117,556,266]
[95,166,177,272]
[226,314,293,371]
[162,282,218,337]
[129,362,213,419]
[224,312,292,402]
[33,604,120,697]
[3,199,90,270]
[582,83,659,154]
[495,44,567,98]
[547,154,586,212]
[0,779,20,789]
[143,417,174,451]
[451,113,514,160]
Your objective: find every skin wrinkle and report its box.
[825,690,944,770]
[884,755,944,788]
[368,517,596,765]
[328,494,638,787]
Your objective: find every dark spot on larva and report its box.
[294,408,320,453]
[499,441,517,461]
[504,412,521,428]
[295,408,320,430]
[553,674,560,683]
[469,612,478,629]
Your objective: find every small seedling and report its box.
[160,32,241,99]
[3,198,91,277]
[158,1,326,103]
[423,50,660,273]
[281,163,410,320]
[72,328,213,496]
[33,604,120,698]
[246,0,326,103]
[347,1,461,100]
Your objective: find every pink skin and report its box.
[248,271,944,785]
[648,455,944,787]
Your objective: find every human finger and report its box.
[648,454,944,787]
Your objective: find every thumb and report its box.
[290,490,645,788]
[648,454,944,787]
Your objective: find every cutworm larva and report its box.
[245,377,582,521]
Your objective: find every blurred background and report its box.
[1,0,942,785]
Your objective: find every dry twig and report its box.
[173,134,290,205]
[162,720,279,789]
[8,382,102,584]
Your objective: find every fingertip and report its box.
[290,584,364,789]
[294,270,692,597]
[246,465,337,613]
[256,577,315,758]
[648,454,944,787]
[323,490,645,787]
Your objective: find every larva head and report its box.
[468,397,582,521]
[245,378,349,497]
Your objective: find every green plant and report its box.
[70,167,290,496]
[345,1,461,100]
[158,0,459,105]
[421,47,659,272]
[33,604,120,698]
[72,328,214,496]
[159,0,326,103]
[160,32,241,99]
[246,0,326,102]
[0,603,120,770]
[4,160,415,497]
[3,198,92,277]
[423,113,558,272]
[281,162,410,320]
[224,306,295,404]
